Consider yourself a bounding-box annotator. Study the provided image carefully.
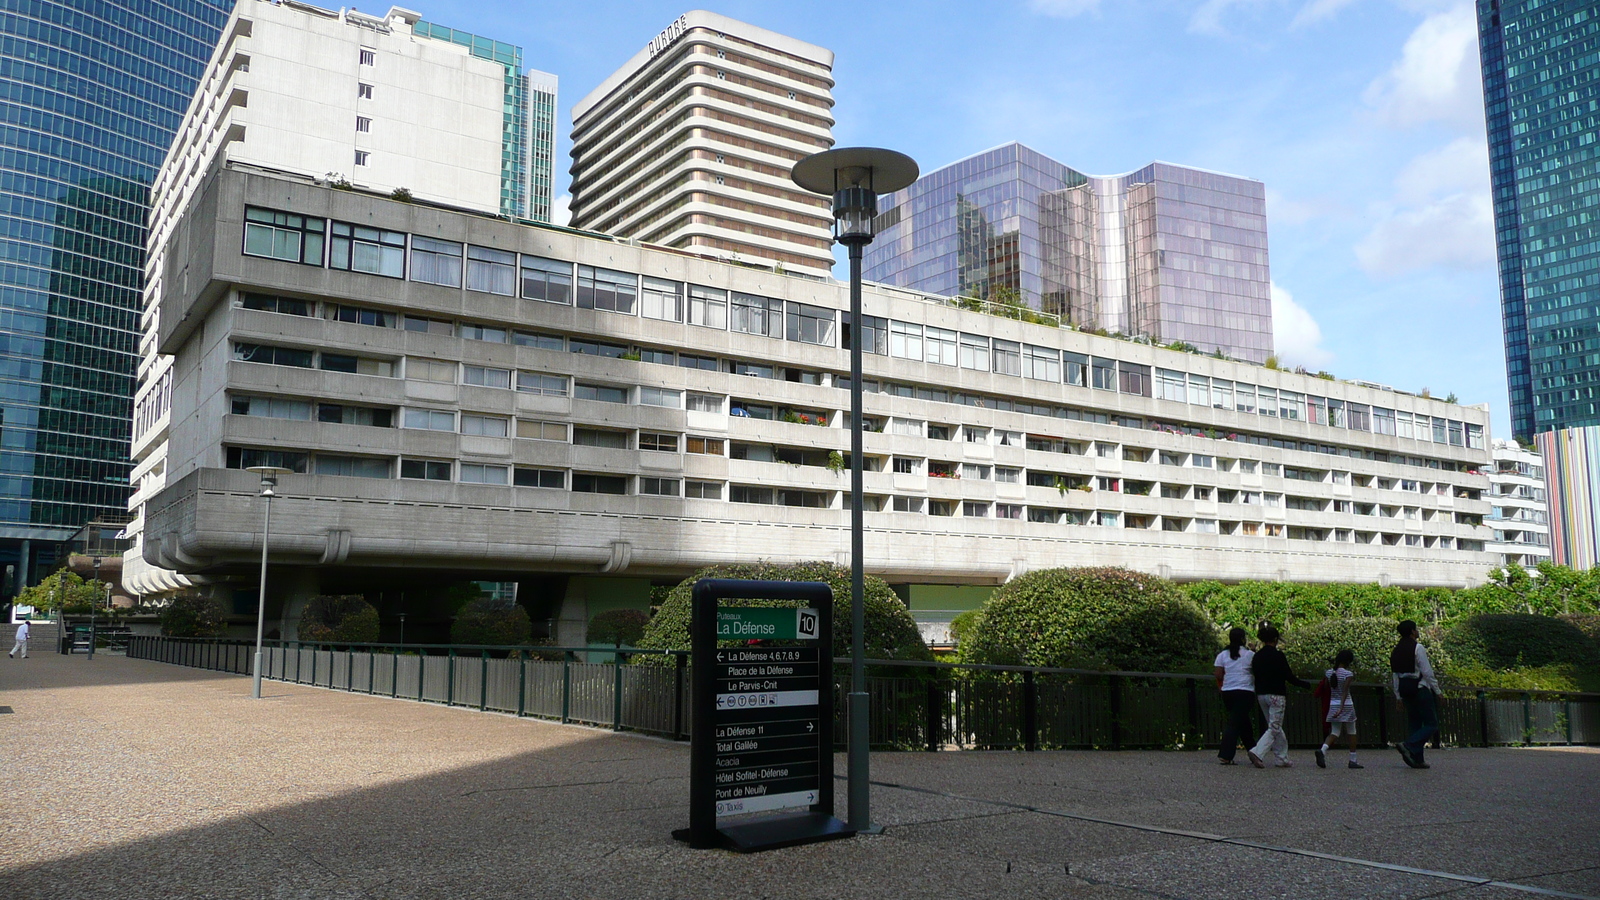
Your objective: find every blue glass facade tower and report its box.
[0,0,232,595]
[1478,0,1600,439]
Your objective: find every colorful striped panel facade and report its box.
[1536,427,1600,570]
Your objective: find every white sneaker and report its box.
[1275,760,1294,768]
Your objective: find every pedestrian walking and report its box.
[9,619,29,659]
[1391,619,1440,769]
[1315,650,1362,769]
[1247,624,1311,768]
[1214,626,1257,765]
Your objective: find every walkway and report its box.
[2,652,1597,899]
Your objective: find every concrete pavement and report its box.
[2,651,1596,899]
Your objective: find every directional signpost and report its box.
[674,579,853,852]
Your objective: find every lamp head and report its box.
[791,148,919,247]
[246,465,291,498]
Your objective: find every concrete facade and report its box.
[1486,440,1551,569]
[568,11,837,278]
[124,165,1500,627]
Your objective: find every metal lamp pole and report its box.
[792,148,918,835]
[88,556,101,660]
[247,466,290,698]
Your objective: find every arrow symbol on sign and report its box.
[807,791,816,803]
[806,722,814,732]
[716,652,724,662]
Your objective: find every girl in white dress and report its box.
[1316,649,1362,769]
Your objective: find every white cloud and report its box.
[1363,3,1483,128]
[1271,282,1335,368]
[1356,137,1494,277]
[1028,0,1100,16]
[1290,0,1361,28]
[552,194,572,227]
[1189,0,1272,35]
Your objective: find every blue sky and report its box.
[412,0,1506,435]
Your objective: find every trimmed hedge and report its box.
[1283,617,1398,681]
[960,567,1219,672]
[1442,613,1600,672]
[450,597,533,645]
[159,590,227,638]
[636,561,930,662]
[298,594,379,643]
[587,608,650,647]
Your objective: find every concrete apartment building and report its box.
[1486,440,1551,569]
[567,11,838,279]
[125,0,552,596]
[864,144,1275,364]
[129,163,1497,638]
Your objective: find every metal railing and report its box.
[126,636,1600,749]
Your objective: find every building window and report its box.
[892,457,918,474]
[517,419,567,441]
[730,485,775,505]
[329,222,405,277]
[230,395,311,420]
[962,463,991,480]
[459,323,508,344]
[243,207,324,265]
[316,454,390,479]
[460,414,509,437]
[687,392,724,413]
[237,292,313,316]
[403,315,453,335]
[514,467,564,488]
[996,503,1022,519]
[569,339,630,358]
[354,150,370,167]
[639,432,679,452]
[319,353,393,376]
[226,447,308,473]
[1023,344,1059,382]
[1092,358,1116,391]
[640,477,680,497]
[686,480,722,499]
[639,387,682,408]
[929,500,954,517]
[959,333,989,370]
[786,302,836,345]
[687,436,724,455]
[573,473,628,494]
[515,368,572,392]
[317,404,392,427]
[410,236,463,287]
[842,313,888,355]
[893,496,923,513]
[459,463,509,485]
[574,383,628,404]
[889,321,922,360]
[679,353,717,371]
[403,408,455,431]
[731,292,783,337]
[689,285,728,329]
[925,327,958,366]
[641,276,684,322]
[576,265,639,313]
[356,116,371,133]
[572,428,629,449]
[1118,363,1152,397]
[326,303,394,327]
[404,358,456,383]
[963,501,989,518]
[641,349,675,365]
[359,48,375,65]
[467,245,516,295]
[358,82,373,99]
[233,342,313,368]
[400,459,452,481]
[992,339,1021,376]
[522,256,573,304]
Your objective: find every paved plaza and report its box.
[2,651,1597,900]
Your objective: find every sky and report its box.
[409,0,1507,436]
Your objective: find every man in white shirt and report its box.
[9,619,29,659]
[1390,619,1439,768]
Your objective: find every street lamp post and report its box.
[88,556,102,660]
[792,148,918,835]
[247,466,291,699]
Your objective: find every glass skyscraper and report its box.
[0,0,232,595]
[1478,0,1600,439]
[864,143,1274,364]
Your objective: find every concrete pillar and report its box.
[554,580,588,649]
[16,539,30,592]
[274,567,321,641]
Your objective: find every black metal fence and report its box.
[126,636,1600,750]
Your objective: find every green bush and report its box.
[1442,613,1600,673]
[160,590,227,638]
[1283,617,1398,681]
[948,608,983,646]
[636,561,930,662]
[961,567,1218,672]
[450,597,533,645]
[1558,613,1600,648]
[586,608,650,647]
[298,594,379,643]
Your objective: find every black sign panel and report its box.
[674,579,853,852]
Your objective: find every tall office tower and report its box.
[0,0,233,600]
[568,11,837,279]
[123,0,551,597]
[864,143,1275,364]
[1478,1,1600,439]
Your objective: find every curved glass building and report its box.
[0,0,232,598]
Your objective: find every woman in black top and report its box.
[1247,624,1311,768]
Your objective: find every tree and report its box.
[298,594,379,642]
[586,609,650,647]
[13,570,105,615]
[451,596,533,645]
[160,590,228,638]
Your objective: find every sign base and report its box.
[673,812,855,853]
